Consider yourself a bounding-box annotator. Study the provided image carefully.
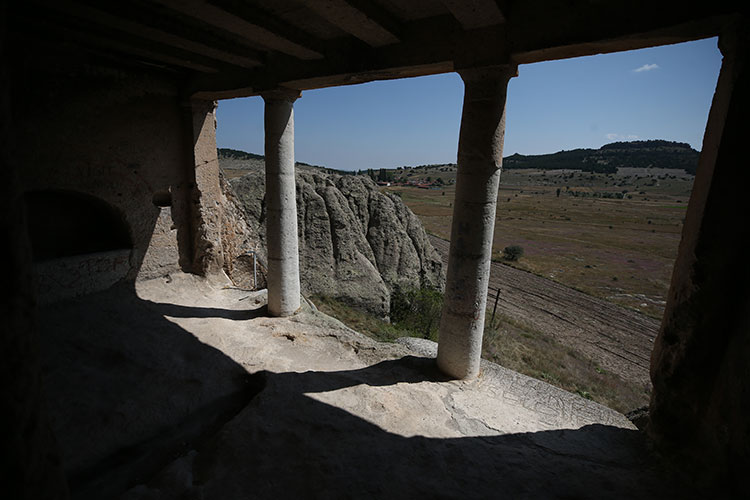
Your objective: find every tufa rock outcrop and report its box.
[224,166,444,317]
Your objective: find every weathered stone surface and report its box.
[35,250,133,305]
[138,207,181,281]
[227,166,444,317]
[189,99,225,276]
[218,173,267,290]
[15,66,197,285]
[24,268,697,499]
[94,273,682,500]
[648,28,750,495]
[263,92,302,316]
[438,64,515,379]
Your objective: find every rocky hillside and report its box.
[503,140,700,174]
[225,163,444,317]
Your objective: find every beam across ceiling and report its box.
[206,0,330,56]
[300,0,402,47]
[187,15,493,98]
[506,2,734,63]
[149,0,324,60]
[36,0,261,69]
[440,0,506,29]
[24,15,220,73]
[187,1,734,99]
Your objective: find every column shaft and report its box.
[263,89,301,316]
[189,99,224,275]
[437,65,516,379]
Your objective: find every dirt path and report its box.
[429,236,659,387]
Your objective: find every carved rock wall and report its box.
[14,62,196,292]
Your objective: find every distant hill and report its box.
[217,147,353,175]
[220,140,700,177]
[503,140,700,174]
[217,148,264,161]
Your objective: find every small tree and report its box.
[503,245,524,262]
[390,285,444,340]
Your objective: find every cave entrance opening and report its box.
[211,36,727,417]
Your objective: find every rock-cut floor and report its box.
[37,272,686,499]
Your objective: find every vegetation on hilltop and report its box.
[217,147,354,176]
[217,148,264,161]
[504,140,699,174]
[349,140,699,183]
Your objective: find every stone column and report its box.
[436,64,517,379]
[262,88,302,317]
[188,99,224,275]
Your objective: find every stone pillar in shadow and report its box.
[188,99,224,275]
[437,64,517,379]
[648,21,749,493]
[262,88,302,317]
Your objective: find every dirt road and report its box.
[429,236,659,387]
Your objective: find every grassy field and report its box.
[311,293,649,413]
[482,312,650,413]
[310,294,407,342]
[388,167,694,319]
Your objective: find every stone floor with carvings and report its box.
[37,272,692,499]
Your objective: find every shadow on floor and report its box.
[37,283,697,500]
[169,358,694,500]
[141,299,268,320]
[36,283,266,500]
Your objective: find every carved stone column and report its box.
[437,64,517,379]
[262,88,302,317]
[189,99,224,275]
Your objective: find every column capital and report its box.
[457,64,518,84]
[261,87,302,103]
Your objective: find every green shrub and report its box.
[390,285,444,341]
[503,245,524,262]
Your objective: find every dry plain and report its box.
[385,166,694,412]
[388,167,694,320]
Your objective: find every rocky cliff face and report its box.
[219,172,268,291]
[227,167,444,317]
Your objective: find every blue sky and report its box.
[216,37,722,171]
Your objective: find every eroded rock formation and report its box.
[218,173,268,291]
[225,167,444,317]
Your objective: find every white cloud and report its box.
[634,63,659,73]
